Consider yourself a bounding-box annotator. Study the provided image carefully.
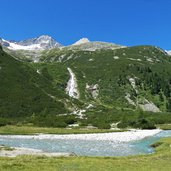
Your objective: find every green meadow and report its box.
[0,137,171,171]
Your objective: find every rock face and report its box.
[73,38,90,45]
[139,102,161,113]
[18,35,62,49]
[1,35,125,52]
[0,35,62,51]
[86,84,99,99]
[68,41,124,51]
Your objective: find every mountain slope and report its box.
[0,45,71,120]
[1,40,171,128]
[38,45,171,113]
[64,41,125,51]
[73,38,90,45]
[0,36,125,62]
[0,35,62,62]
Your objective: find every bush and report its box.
[0,118,11,127]
[117,118,156,129]
[64,116,77,125]
[117,122,129,129]
[32,114,78,128]
[132,118,156,129]
[93,122,111,129]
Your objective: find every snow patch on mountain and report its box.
[8,42,43,51]
[66,68,79,99]
[0,35,62,51]
[166,50,171,55]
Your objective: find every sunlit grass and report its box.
[0,125,124,135]
[157,124,171,130]
[0,138,171,171]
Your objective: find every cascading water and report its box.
[66,68,79,99]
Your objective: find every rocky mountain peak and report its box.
[73,38,90,45]
[0,35,62,51]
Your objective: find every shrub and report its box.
[94,122,111,129]
[132,118,156,129]
[117,122,129,129]
[117,118,156,129]
[0,118,11,127]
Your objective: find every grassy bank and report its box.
[0,124,170,135]
[157,124,171,130]
[0,125,124,135]
[0,137,171,171]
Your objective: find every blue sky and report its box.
[1,0,171,49]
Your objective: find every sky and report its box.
[1,0,171,49]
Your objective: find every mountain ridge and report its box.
[0,35,62,51]
[1,38,171,128]
[0,35,124,52]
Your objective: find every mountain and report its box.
[0,35,62,51]
[0,45,80,125]
[39,45,171,115]
[0,36,125,62]
[65,38,125,51]
[166,50,171,56]
[73,38,90,45]
[39,45,171,112]
[30,45,171,128]
[1,36,171,128]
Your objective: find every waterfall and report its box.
[66,68,79,99]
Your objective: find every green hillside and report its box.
[0,45,76,125]
[1,44,171,128]
[39,46,171,111]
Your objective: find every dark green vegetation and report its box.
[0,47,68,118]
[0,46,82,127]
[40,46,171,110]
[0,137,171,171]
[1,44,171,128]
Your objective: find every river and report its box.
[0,130,170,157]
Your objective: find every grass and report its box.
[0,125,124,135]
[157,124,171,130]
[0,123,170,135]
[0,137,171,171]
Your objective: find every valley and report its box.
[1,36,171,130]
[1,35,171,171]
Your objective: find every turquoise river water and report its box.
[0,130,171,157]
